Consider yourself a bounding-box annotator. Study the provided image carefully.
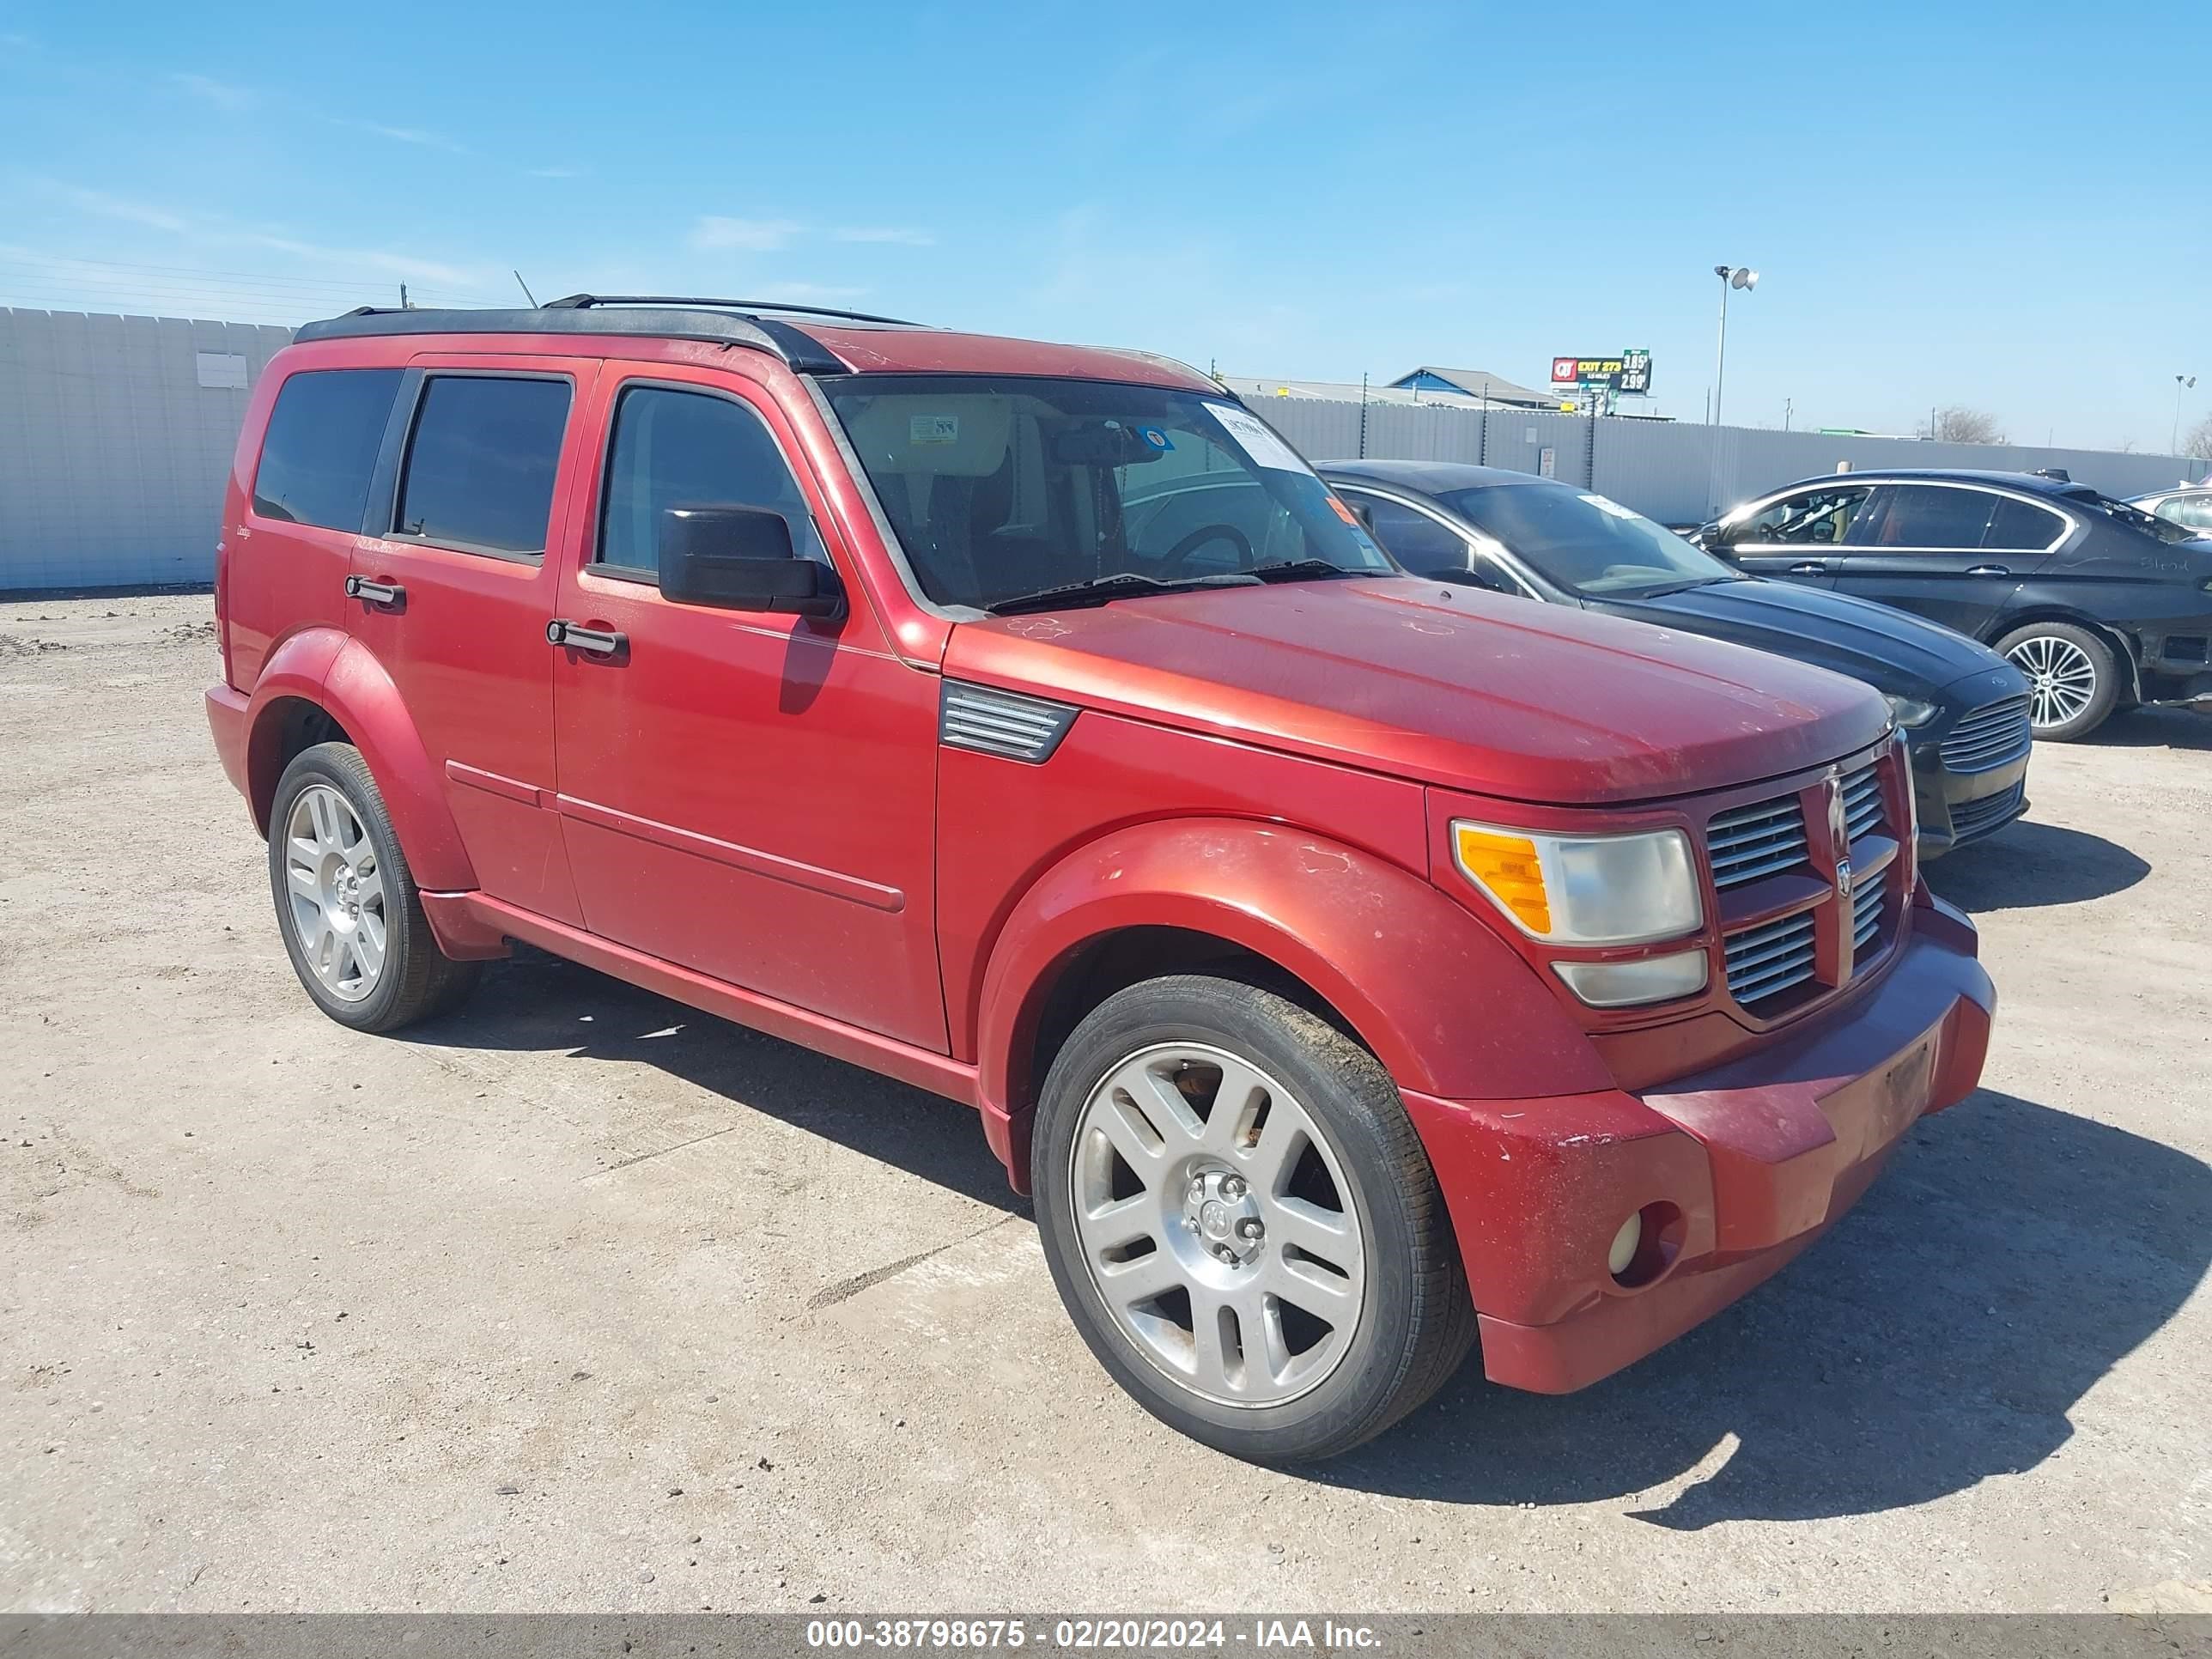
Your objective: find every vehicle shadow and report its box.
[1925,819,2149,912]
[2090,707,2212,751]
[403,946,1025,1216]
[1327,1089,2209,1523]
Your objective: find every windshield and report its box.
[823,376,1395,611]
[1441,483,1737,597]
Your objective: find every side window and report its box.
[1734,485,1872,547]
[599,385,829,575]
[394,376,572,557]
[2157,495,2212,532]
[1864,484,1998,550]
[1985,496,2067,551]
[1350,494,1473,574]
[251,368,403,531]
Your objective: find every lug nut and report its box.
[1221,1176,1246,1200]
[1236,1218,1263,1242]
[1188,1179,1206,1202]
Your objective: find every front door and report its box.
[1828,483,2045,635]
[1712,482,1875,587]
[549,364,946,1051]
[346,356,591,923]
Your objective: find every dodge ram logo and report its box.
[1835,859,1855,901]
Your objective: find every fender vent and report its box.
[940,681,1078,763]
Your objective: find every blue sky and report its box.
[1,1,2202,453]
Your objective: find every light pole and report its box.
[2176,374,2197,455]
[1709,264,1758,512]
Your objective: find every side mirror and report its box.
[659,505,845,621]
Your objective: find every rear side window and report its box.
[251,368,403,531]
[1348,493,1470,574]
[1986,496,2066,550]
[1865,484,1996,550]
[395,376,572,556]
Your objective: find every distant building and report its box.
[1387,367,1570,410]
[1219,369,1577,413]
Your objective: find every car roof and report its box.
[1317,459,1558,491]
[290,298,1218,393]
[1754,467,2100,500]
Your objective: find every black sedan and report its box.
[1697,468,2212,739]
[1321,459,2032,859]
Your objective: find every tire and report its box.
[1997,621,2120,741]
[267,742,482,1032]
[1031,974,1476,1462]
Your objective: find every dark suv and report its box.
[205,297,1994,1461]
[1699,468,2212,739]
[1322,460,2033,859]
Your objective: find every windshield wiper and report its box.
[985,570,1260,617]
[1634,576,1741,598]
[1245,559,1370,583]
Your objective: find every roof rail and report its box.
[290,302,861,374]
[543,293,926,328]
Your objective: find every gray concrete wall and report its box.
[1,308,293,590]
[1251,395,2209,526]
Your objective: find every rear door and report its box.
[1827,483,2045,635]
[1711,482,1876,586]
[345,356,593,923]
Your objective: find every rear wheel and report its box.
[1998,622,2119,741]
[268,742,481,1032]
[1031,975,1475,1462]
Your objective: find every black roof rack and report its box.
[542,293,924,328]
[289,296,919,374]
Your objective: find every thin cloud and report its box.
[169,72,254,112]
[690,216,804,252]
[331,118,473,155]
[834,227,934,247]
[38,180,192,234]
[246,234,480,289]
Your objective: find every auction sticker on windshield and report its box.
[1206,403,1310,474]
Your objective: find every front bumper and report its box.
[1905,726,2028,859]
[1401,896,1993,1394]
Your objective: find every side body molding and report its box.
[972,817,1613,1186]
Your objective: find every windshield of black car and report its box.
[1440,483,1735,597]
[823,376,1395,611]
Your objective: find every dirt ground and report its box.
[2,592,2206,1615]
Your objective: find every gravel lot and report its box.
[2,592,2207,1614]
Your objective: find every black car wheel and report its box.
[1996,623,2119,741]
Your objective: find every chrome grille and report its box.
[1939,695,2033,775]
[1724,913,1818,1006]
[1706,794,1808,890]
[1842,763,1884,842]
[939,681,1078,763]
[1951,780,2025,845]
[1851,878,1882,952]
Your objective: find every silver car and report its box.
[2130,485,2212,532]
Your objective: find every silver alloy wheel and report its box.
[1068,1042,1367,1408]
[282,784,386,1003]
[2005,633,2100,730]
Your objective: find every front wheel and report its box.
[1998,622,2119,741]
[1031,975,1475,1462]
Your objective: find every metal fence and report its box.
[1249,396,2208,526]
[1,308,293,590]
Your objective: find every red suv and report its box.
[205,296,1995,1461]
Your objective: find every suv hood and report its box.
[945,578,1890,805]
[1592,576,2016,702]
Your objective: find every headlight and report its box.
[1451,823,1702,945]
[1885,695,1939,728]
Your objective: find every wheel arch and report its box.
[1984,606,2143,702]
[973,817,1611,1192]
[244,630,478,891]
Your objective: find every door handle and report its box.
[1787,561,1828,575]
[1965,563,2011,577]
[546,619,627,657]
[343,574,405,607]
